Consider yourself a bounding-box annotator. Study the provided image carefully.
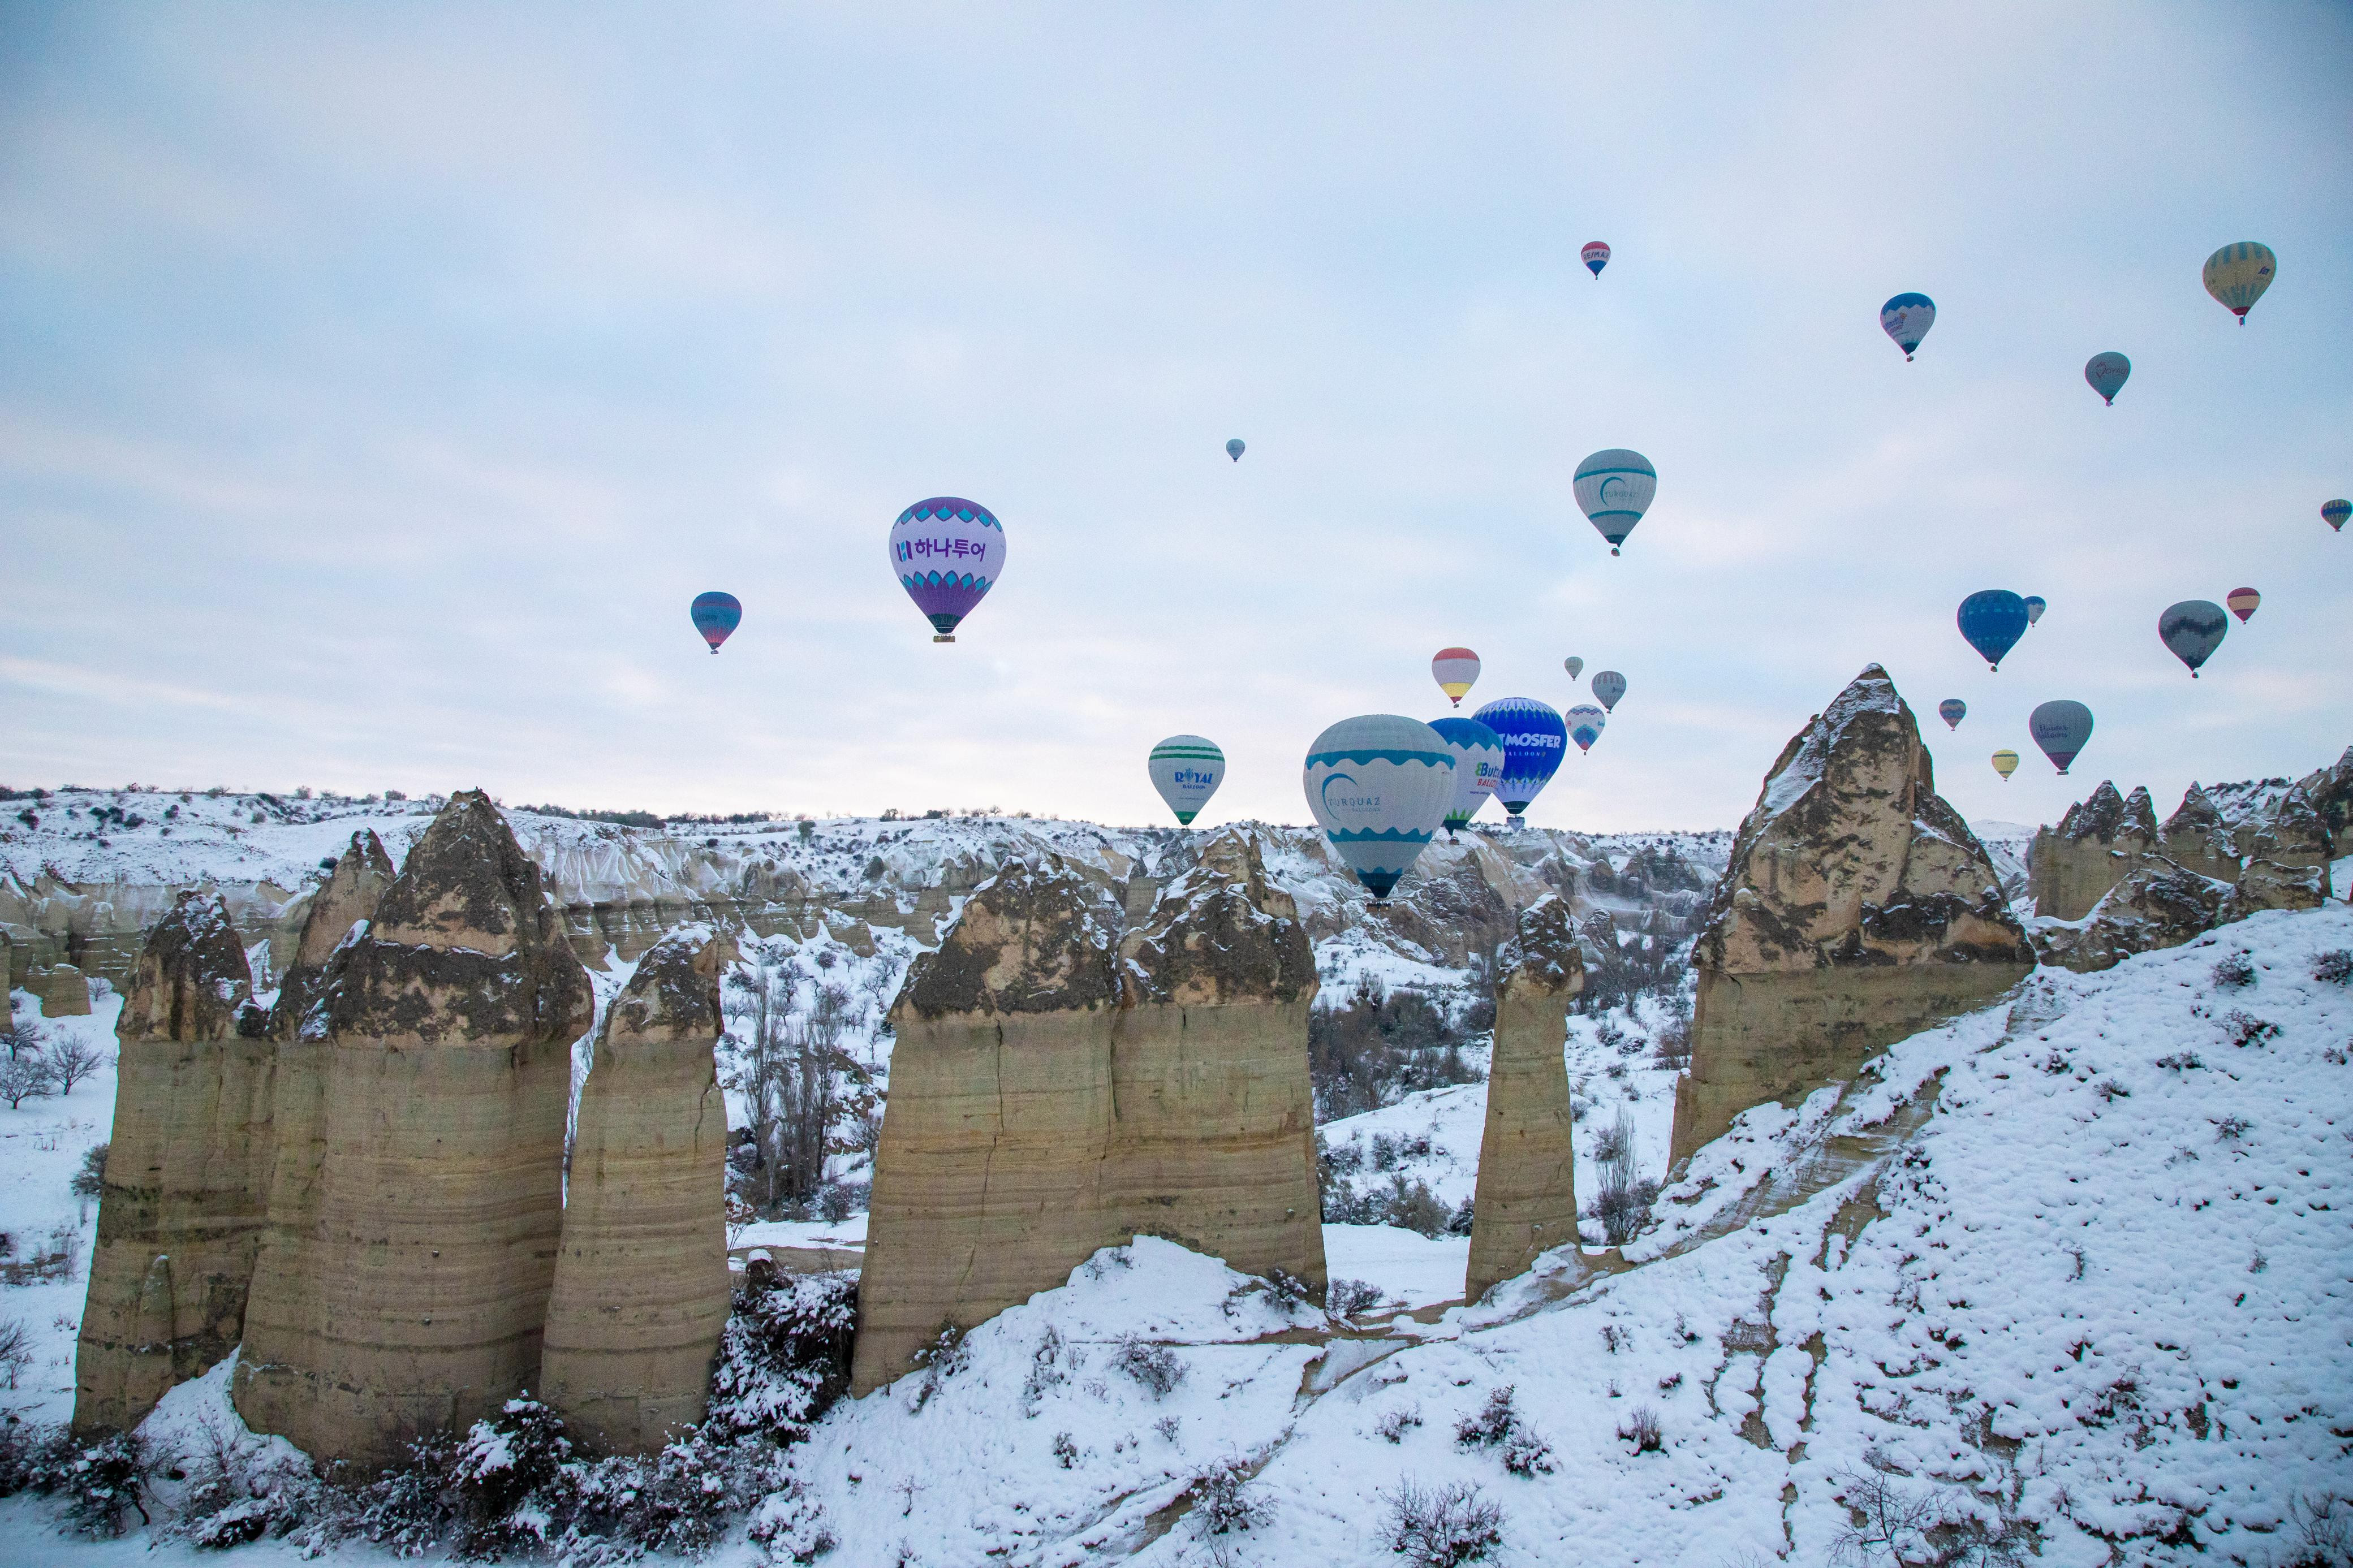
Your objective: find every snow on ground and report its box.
[1322,1225,1469,1313]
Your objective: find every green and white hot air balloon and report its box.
[1148,735,1225,825]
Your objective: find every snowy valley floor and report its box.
[2,906,2350,1565]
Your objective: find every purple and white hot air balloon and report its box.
[889,497,1005,642]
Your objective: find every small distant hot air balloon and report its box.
[889,497,1005,642]
[2202,242,2277,324]
[2323,500,2349,533]
[2159,600,2229,677]
[2029,701,2093,775]
[2084,352,2131,405]
[689,591,742,654]
[2022,595,2047,627]
[1591,671,1627,712]
[1958,590,2031,671]
[1581,241,1610,278]
[1148,736,1225,826]
[1303,715,1455,900]
[1470,698,1568,828]
[1431,647,1481,708]
[1429,717,1505,836]
[1938,699,1966,730]
[2226,588,2260,624]
[1990,749,2020,781]
[1226,438,1246,462]
[1564,703,1607,754]
[1881,292,1936,360]
[1574,449,1656,556]
[1563,656,1584,680]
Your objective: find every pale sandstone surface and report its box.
[1672,666,2033,1167]
[233,792,593,1466]
[33,962,92,1017]
[1465,895,1585,1302]
[2219,787,2335,922]
[2028,781,2161,920]
[2158,784,2242,884]
[2031,858,2232,973]
[74,893,265,1433]
[540,926,736,1455]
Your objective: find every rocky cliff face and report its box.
[2033,860,2231,973]
[232,791,594,1466]
[2220,786,2335,922]
[1672,666,2034,1166]
[75,893,266,1433]
[2028,782,2161,920]
[1465,895,1584,1302]
[541,926,736,1455]
[2157,784,2242,883]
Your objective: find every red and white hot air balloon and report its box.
[1431,647,1481,707]
[2226,587,2260,623]
[1580,241,1610,278]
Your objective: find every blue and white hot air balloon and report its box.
[1148,735,1225,825]
[1428,716,1504,836]
[1881,292,1936,360]
[1591,671,1627,712]
[1574,450,1657,556]
[1470,698,1567,828]
[1565,703,1607,754]
[1303,715,1456,900]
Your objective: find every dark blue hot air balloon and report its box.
[1226,438,1246,462]
[1469,697,1567,829]
[1957,590,2030,671]
[690,591,742,654]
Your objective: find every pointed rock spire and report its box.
[1466,895,1584,1301]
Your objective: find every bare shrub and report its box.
[2210,953,2256,989]
[1382,1478,1503,1566]
[1328,1277,1384,1318]
[2313,951,2353,987]
[1617,1405,1664,1453]
[0,1319,33,1389]
[1453,1385,1554,1475]
[1190,1456,1269,1543]
[2226,1009,2280,1048]
[1112,1336,1185,1399]
[1586,1108,1658,1245]
[1374,1404,1423,1443]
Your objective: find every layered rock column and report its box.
[233,793,593,1466]
[2221,785,2335,919]
[540,926,736,1455]
[2158,784,2242,883]
[1671,666,2034,1167]
[1464,895,1585,1302]
[2028,781,2160,919]
[74,893,266,1433]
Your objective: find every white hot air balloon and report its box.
[1572,449,1657,555]
[1563,656,1584,680]
[1148,735,1225,825]
[1303,715,1455,900]
[1591,671,1627,711]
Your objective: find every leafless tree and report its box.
[727,961,856,1214]
[0,1318,34,1389]
[48,1037,107,1096]
[0,1053,55,1111]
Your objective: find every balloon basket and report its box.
[934,634,955,643]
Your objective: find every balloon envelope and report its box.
[1958,590,2031,669]
[1302,715,1455,899]
[1431,647,1481,707]
[1581,240,1610,277]
[1148,735,1225,826]
[689,591,741,654]
[890,498,1005,641]
[2202,242,2277,322]
[2226,588,2260,623]
[1563,656,1584,680]
[2158,601,2228,676]
[1470,698,1568,820]
[2084,352,2131,405]
[2323,500,2349,533]
[1573,449,1657,555]
[2029,701,2094,775]
[1881,292,1936,358]
[1990,749,2019,780]
[1591,671,1627,712]
[1565,704,1607,754]
[1226,438,1245,461]
[1428,717,1504,835]
[1938,698,1966,730]
[2022,595,2047,626]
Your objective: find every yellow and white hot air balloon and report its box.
[1430,647,1480,707]
[1990,749,2020,781]
[2203,242,2276,324]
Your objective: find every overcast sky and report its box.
[3,4,2347,833]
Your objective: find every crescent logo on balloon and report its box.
[1318,771,1372,813]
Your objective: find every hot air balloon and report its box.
[1565,704,1607,754]
[889,498,1004,642]
[1958,590,2031,670]
[1581,240,1610,278]
[1563,656,1584,680]
[2023,595,2047,626]
[2158,600,2228,677]
[2029,701,2093,774]
[1938,698,1966,730]
[1990,749,2019,781]
[1574,449,1656,556]
[1428,716,1504,836]
[1302,715,1455,899]
[689,591,741,654]
[2084,352,2131,405]
[1591,671,1627,712]
[1148,736,1225,826]
[1881,292,1936,360]
[1432,647,1481,708]
[1226,438,1246,462]
[2202,242,2276,324]
[2226,588,2260,624]
[1469,698,1567,828]
[2324,500,2349,533]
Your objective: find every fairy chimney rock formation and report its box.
[2221,785,2335,921]
[233,791,593,1466]
[540,925,736,1455]
[2158,784,2242,884]
[2028,781,2161,920]
[2033,858,2230,973]
[75,892,266,1433]
[1466,895,1585,1302]
[1672,666,2033,1167]
[270,829,398,1038]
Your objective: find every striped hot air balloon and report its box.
[1303,715,1455,900]
[889,497,1004,642]
[1990,749,2019,781]
[689,591,741,654]
[2323,500,2348,533]
[1938,699,1966,731]
[2202,242,2276,324]
[1428,716,1504,836]
[1148,736,1225,826]
[1581,240,1610,278]
[2226,588,2260,624]
[1470,697,1567,827]
[2159,601,2229,677]
[1573,450,1656,556]
[1431,647,1481,707]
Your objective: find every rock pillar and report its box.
[2027,781,2160,920]
[1465,895,1585,1302]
